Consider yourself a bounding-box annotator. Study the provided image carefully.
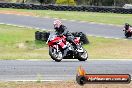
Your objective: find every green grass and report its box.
[0,8,132,25]
[0,24,132,59]
[85,37,132,59]
[0,24,49,59]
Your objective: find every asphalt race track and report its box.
[0,14,124,39]
[0,60,132,81]
[0,14,131,81]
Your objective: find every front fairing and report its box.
[47,32,67,48]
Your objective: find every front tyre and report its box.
[125,33,129,38]
[49,47,63,62]
[125,32,131,38]
[78,49,88,61]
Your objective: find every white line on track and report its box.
[0,23,46,30]
[0,23,55,32]
[0,22,125,40]
[87,34,129,40]
[16,59,132,61]
[0,12,122,27]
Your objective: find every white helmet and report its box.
[53,20,62,29]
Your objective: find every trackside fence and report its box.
[0,3,132,14]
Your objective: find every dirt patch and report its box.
[0,81,131,88]
[16,43,27,49]
[26,82,132,88]
[0,10,35,16]
[15,81,132,88]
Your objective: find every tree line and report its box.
[23,0,132,6]
[75,0,132,6]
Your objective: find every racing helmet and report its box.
[53,20,62,30]
[125,23,130,30]
[125,23,130,26]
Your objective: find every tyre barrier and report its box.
[35,31,50,42]
[72,32,90,44]
[0,3,132,14]
[35,31,89,44]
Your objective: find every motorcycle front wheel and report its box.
[49,47,63,62]
[125,32,131,38]
[77,49,88,61]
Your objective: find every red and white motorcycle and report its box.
[47,33,88,62]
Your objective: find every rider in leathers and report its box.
[124,23,132,30]
[53,20,79,50]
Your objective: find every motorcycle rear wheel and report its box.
[49,47,63,62]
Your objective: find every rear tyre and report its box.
[78,49,88,61]
[49,47,63,62]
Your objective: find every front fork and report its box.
[56,45,59,52]
[52,45,59,53]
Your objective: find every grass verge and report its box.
[0,8,132,25]
[0,24,49,59]
[85,37,132,59]
[0,24,132,59]
[0,81,131,88]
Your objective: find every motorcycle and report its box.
[47,32,88,62]
[123,28,132,38]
